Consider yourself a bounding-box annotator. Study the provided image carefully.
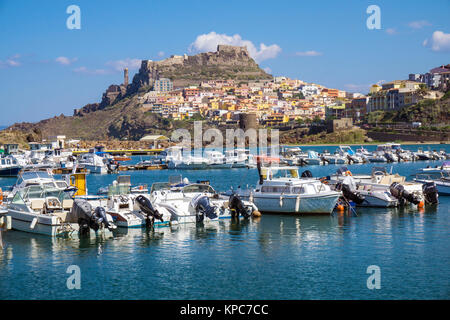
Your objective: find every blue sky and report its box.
[0,0,449,125]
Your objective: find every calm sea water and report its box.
[0,144,449,300]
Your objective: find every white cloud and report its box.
[263,67,272,74]
[157,51,165,57]
[423,30,450,52]
[189,31,281,63]
[106,58,141,71]
[385,28,397,35]
[55,56,78,65]
[0,54,21,68]
[295,50,322,57]
[408,20,431,29]
[73,66,109,75]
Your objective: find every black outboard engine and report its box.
[335,182,365,205]
[301,170,313,178]
[229,194,251,218]
[73,199,114,235]
[389,182,420,205]
[422,182,439,205]
[135,195,164,227]
[192,195,217,222]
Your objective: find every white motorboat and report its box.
[224,149,253,168]
[7,183,116,237]
[150,176,258,224]
[331,167,436,207]
[304,151,322,165]
[7,169,77,202]
[337,146,364,164]
[204,150,233,169]
[329,168,398,207]
[102,175,170,228]
[416,161,450,174]
[77,152,108,174]
[165,146,209,170]
[233,166,341,214]
[414,172,450,196]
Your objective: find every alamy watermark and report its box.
[366,265,381,290]
[66,265,81,290]
[171,121,280,161]
[66,5,81,30]
[366,5,381,30]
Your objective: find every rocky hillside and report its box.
[3,45,271,142]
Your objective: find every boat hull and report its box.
[0,166,21,177]
[241,193,339,214]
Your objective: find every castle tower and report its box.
[124,68,129,86]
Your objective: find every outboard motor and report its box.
[229,193,251,218]
[191,194,217,222]
[422,182,439,205]
[301,170,313,178]
[135,195,164,227]
[73,199,115,235]
[335,182,365,205]
[389,182,420,205]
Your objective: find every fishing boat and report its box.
[7,183,116,237]
[232,166,341,214]
[150,176,258,224]
[0,156,22,177]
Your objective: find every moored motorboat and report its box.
[232,166,341,214]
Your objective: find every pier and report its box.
[72,149,164,156]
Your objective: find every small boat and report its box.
[77,152,108,174]
[416,162,450,174]
[304,151,322,165]
[414,172,450,196]
[165,146,209,170]
[150,176,258,224]
[204,150,233,169]
[7,183,116,237]
[232,166,341,214]
[224,149,253,168]
[0,156,22,177]
[337,146,364,164]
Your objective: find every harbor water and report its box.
[0,144,449,299]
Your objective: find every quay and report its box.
[72,149,164,156]
[118,164,167,171]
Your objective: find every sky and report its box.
[0,0,449,126]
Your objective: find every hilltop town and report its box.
[1,45,449,148]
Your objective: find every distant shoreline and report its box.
[283,141,450,147]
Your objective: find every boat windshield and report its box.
[151,182,171,193]
[19,184,71,202]
[182,184,215,194]
[21,171,52,181]
[266,168,299,179]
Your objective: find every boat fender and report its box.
[0,188,3,205]
[295,195,300,212]
[279,195,283,207]
[30,217,38,230]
